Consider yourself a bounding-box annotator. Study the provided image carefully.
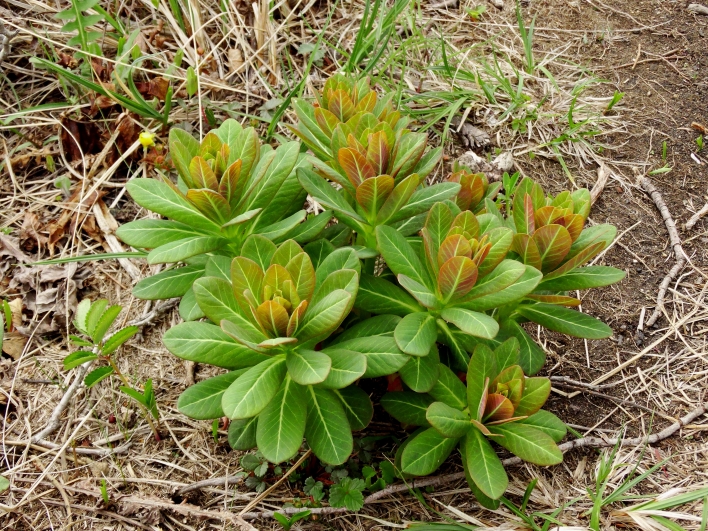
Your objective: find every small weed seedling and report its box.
[64,299,161,440]
[273,509,311,530]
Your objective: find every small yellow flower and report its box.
[139,132,156,148]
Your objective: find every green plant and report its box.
[696,135,704,151]
[515,2,536,74]
[383,339,565,505]
[605,91,624,112]
[116,119,324,321]
[273,509,311,530]
[329,477,366,511]
[291,75,455,249]
[466,5,487,21]
[64,299,161,439]
[55,0,106,58]
[172,238,387,466]
[100,479,110,504]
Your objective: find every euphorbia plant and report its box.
[172,237,399,465]
[291,74,458,248]
[117,119,329,319]
[383,339,566,507]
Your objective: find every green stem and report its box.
[106,356,161,440]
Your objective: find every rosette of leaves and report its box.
[117,120,328,320]
[448,164,499,213]
[501,178,624,347]
[290,74,412,163]
[356,199,544,372]
[383,339,566,507]
[172,237,381,466]
[292,74,454,248]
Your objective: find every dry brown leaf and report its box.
[0,234,30,263]
[228,47,244,71]
[1,332,27,360]
[8,298,23,329]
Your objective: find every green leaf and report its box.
[466,344,498,420]
[429,364,467,410]
[426,401,471,438]
[319,349,367,389]
[102,326,138,355]
[295,289,351,342]
[460,265,542,312]
[392,182,461,223]
[177,370,245,419]
[221,357,287,419]
[463,428,508,499]
[0,475,9,493]
[397,274,438,308]
[519,410,567,443]
[314,247,361,287]
[73,298,91,335]
[459,259,525,305]
[63,350,98,370]
[179,287,206,321]
[258,210,307,242]
[440,307,499,340]
[205,255,232,280]
[515,377,551,416]
[376,173,421,223]
[241,234,276,271]
[92,305,122,344]
[286,349,332,386]
[193,277,263,340]
[305,386,353,465]
[487,423,563,465]
[84,366,114,388]
[381,392,432,426]
[127,178,220,232]
[297,168,366,225]
[133,265,205,299]
[399,345,439,393]
[355,274,423,316]
[567,224,616,261]
[163,322,269,369]
[336,336,409,378]
[288,211,333,244]
[329,314,399,345]
[376,225,431,289]
[537,266,626,291]
[256,377,307,463]
[333,386,373,431]
[329,477,365,511]
[516,303,613,339]
[394,312,437,357]
[85,299,108,338]
[495,320,546,376]
[116,219,207,249]
[147,236,225,265]
[460,436,501,509]
[400,427,459,476]
[228,417,258,450]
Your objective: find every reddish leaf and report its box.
[198,132,222,159]
[286,300,308,337]
[449,171,486,211]
[189,156,219,191]
[534,206,563,228]
[338,147,376,188]
[185,189,230,223]
[483,394,514,422]
[555,213,584,241]
[256,300,289,337]
[449,211,480,240]
[513,194,535,235]
[231,256,264,307]
[314,107,341,137]
[355,90,377,113]
[376,173,421,223]
[533,224,572,272]
[219,159,243,206]
[356,174,394,218]
[264,264,293,294]
[511,233,542,270]
[421,228,438,273]
[438,256,478,301]
[328,89,356,122]
[437,234,472,268]
[365,130,390,175]
[472,242,491,267]
[544,241,605,280]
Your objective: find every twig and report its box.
[552,383,673,418]
[638,177,687,327]
[688,3,708,15]
[176,474,245,496]
[550,375,620,391]
[239,403,707,520]
[0,19,18,64]
[685,201,708,230]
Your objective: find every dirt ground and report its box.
[1,0,707,529]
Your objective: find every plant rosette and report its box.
[117,119,331,320]
[171,237,409,466]
[382,338,566,507]
[291,75,457,250]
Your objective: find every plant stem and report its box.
[106,356,161,440]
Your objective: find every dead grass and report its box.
[1,0,707,529]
